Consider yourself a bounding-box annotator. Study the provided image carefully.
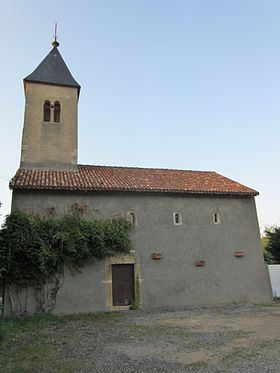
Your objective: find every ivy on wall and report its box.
[0,210,133,313]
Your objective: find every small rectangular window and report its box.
[213,212,221,224]
[173,212,182,225]
[127,211,137,226]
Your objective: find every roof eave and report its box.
[10,184,258,196]
[23,79,81,97]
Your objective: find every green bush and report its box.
[0,211,133,290]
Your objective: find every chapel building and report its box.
[8,39,272,313]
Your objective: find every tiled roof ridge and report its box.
[77,164,215,175]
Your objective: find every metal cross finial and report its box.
[52,22,60,47]
[54,22,58,42]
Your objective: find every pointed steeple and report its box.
[20,35,80,170]
[24,40,80,95]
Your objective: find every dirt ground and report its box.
[2,303,280,372]
[114,303,280,371]
[120,306,280,366]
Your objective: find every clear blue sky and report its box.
[0,0,280,230]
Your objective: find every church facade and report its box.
[8,40,272,314]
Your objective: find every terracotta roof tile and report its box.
[9,165,258,196]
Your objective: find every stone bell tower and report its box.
[20,37,80,170]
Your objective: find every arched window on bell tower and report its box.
[43,100,51,122]
[54,101,61,122]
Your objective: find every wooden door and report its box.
[112,264,135,306]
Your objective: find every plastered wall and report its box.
[7,190,272,314]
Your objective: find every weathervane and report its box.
[52,23,60,47]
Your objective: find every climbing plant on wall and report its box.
[0,210,133,314]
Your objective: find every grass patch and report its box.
[128,323,194,339]
[62,311,122,322]
[1,343,75,373]
[0,314,62,348]
[0,311,122,347]
[0,314,70,372]
[189,360,208,369]
[222,345,260,363]
[0,311,122,372]
[222,347,244,362]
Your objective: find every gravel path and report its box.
[6,303,280,372]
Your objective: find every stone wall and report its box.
[20,82,78,170]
